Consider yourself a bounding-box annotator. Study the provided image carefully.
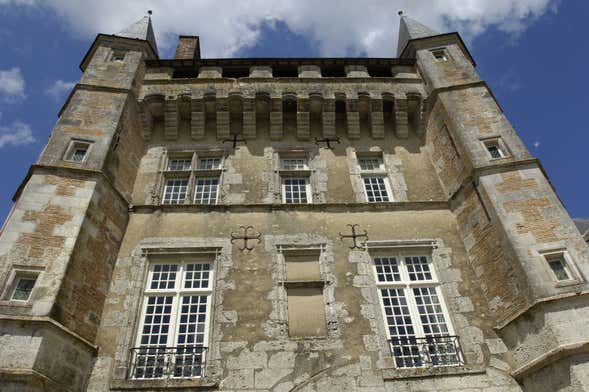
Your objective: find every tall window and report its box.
[131,260,213,379]
[280,155,312,204]
[372,253,463,368]
[161,153,223,205]
[358,155,392,202]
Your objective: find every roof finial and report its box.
[398,10,404,16]
[147,10,153,16]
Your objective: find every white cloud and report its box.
[46,80,75,99]
[0,67,25,103]
[0,121,35,148]
[0,0,559,57]
[533,141,540,148]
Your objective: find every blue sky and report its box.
[0,0,587,220]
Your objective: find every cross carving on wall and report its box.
[223,133,247,148]
[314,136,341,149]
[339,224,368,250]
[230,225,261,251]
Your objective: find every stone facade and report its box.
[0,15,588,392]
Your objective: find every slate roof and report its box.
[117,16,158,56]
[397,15,440,56]
[573,218,589,242]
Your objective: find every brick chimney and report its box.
[175,35,200,60]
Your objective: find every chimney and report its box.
[175,35,200,60]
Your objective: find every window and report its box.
[279,154,312,204]
[482,138,508,160]
[372,254,462,368]
[163,179,189,205]
[431,49,448,62]
[543,251,577,283]
[111,49,126,61]
[161,153,223,205]
[64,140,92,163]
[168,158,192,171]
[194,178,219,205]
[10,275,37,301]
[130,260,213,379]
[358,154,392,203]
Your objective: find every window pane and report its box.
[363,177,389,202]
[168,158,192,171]
[162,179,188,205]
[134,296,174,379]
[358,157,382,171]
[184,263,211,289]
[174,295,209,377]
[548,258,570,281]
[374,257,401,282]
[380,288,421,368]
[72,148,87,162]
[150,264,178,290]
[405,256,433,281]
[283,178,309,204]
[197,158,221,170]
[487,145,502,159]
[11,277,36,301]
[194,178,219,205]
[281,158,307,170]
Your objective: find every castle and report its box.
[1,13,588,392]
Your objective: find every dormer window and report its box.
[431,49,448,62]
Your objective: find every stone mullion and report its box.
[370,98,385,139]
[322,99,336,138]
[395,94,409,139]
[216,97,230,140]
[269,97,283,140]
[190,99,205,140]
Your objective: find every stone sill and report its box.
[381,364,485,380]
[111,378,218,391]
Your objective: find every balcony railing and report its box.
[388,335,464,368]
[128,346,207,379]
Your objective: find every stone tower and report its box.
[0,14,588,392]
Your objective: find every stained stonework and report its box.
[1,13,589,392]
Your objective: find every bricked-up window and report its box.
[131,260,213,379]
[64,140,92,163]
[358,154,392,202]
[372,253,463,368]
[431,49,448,62]
[279,155,312,204]
[9,274,37,301]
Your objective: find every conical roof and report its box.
[117,16,159,56]
[397,15,440,56]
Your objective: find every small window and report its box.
[281,158,308,171]
[544,252,575,282]
[10,275,37,301]
[64,140,91,163]
[197,157,222,171]
[358,156,384,171]
[167,158,192,171]
[431,49,448,62]
[483,139,507,159]
[111,49,126,61]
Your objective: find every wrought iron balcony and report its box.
[388,335,464,368]
[128,346,207,379]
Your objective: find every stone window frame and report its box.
[110,238,232,389]
[0,266,43,306]
[158,149,226,205]
[264,235,340,344]
[430,48,450,62]
[108,47,127,62]
[533,243,584,288]
[368,248,462,369]
[479,136,510,161]
[268,146,327,204]
[63,138,93,164]
[348,148,408,203]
